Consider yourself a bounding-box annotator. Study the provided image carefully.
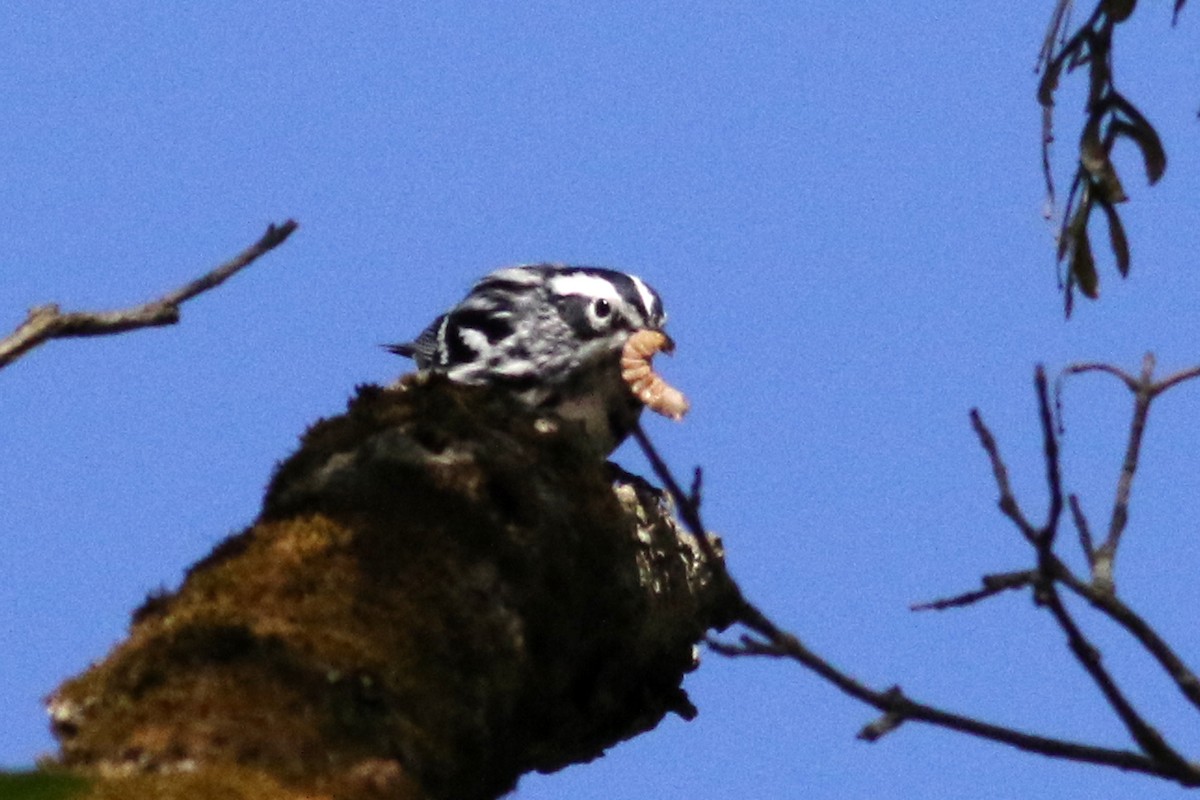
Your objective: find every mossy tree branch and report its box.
[49,378,736,800]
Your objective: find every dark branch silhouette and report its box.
[0,219,298,370]
[634,359,1200,788]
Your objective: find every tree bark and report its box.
[48,375,734,800]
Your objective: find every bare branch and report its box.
[1033,0,1076,211]
[910,570,1037,612]
[0,219,298,371]
[1035,0,1076,77]
[981,361,1200,772]
[689,467,704,510]
[1151,363,1200,396]
[1037,571,1192,770]
[970,408,1038,543]
[1091,354,1156,589]
[630,422,722,567]
[858,691,905,741]
[1035,366,1065,544]
[1061,354,1166,591]
[631,416,1200,786]
[704,634,778,658]
[1057,568,1200,716]
[1068,494,1095,566]
[733,592,1198,783]
[1062,360,1139,390]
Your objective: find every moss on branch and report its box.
[48,376,733,800]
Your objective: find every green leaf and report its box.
[0,772,89,800]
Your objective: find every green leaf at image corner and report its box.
[0,771,89,800]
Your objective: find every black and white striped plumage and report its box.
[389,264,671,453]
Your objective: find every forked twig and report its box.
[1060,354,1200,591]
[630,399,1200,786]
[954,360,1200,778]
[970,409,1036,543]
[1057,569,1200,715]
[629,422,721,567]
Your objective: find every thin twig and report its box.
[1061,354,1166,591]
[1054,354,1200,710]
[1035,0,1075,75]
[1020,365,1182,763]
[1063,361,1139,391]
[689,467,704,510]
[1062,356,1200,591]
[1037,573,1192,771]
[1151,363,1200,396]
[0,220,298,371]
[1035,367,1065,545]
[630,422,721,566]
[631,415,1200,786]
[910,571,1037,612]
[733,593,1199,783]
[1056,563,1200,715]
[970,408,1037,543]
[1068,494,1095,566]
[1036,0,1078,219]
[978,363,1197,774]
[1092,354,1156,588]
[705,634,777,658]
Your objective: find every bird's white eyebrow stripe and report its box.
[547,273,625,304]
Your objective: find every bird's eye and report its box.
[593,298,611,318]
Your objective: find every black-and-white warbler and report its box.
[389,264,677,453]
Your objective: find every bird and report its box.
[388,264,679,454]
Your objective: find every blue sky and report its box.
[4,4,1200,798]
